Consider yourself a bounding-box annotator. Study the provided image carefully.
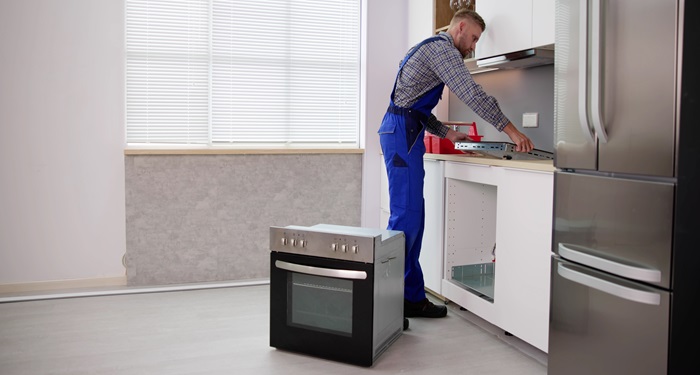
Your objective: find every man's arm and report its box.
[425,114,448,138]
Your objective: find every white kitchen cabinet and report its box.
[494,167,553,353]
[379,159,445,295]
[476,0,532,59]
[380,158,390,230]
[380,208,390,232]
[420,158,445,295]
[441,160,553,353]
[532,0,555,48]
[380,157,446,296]
[476,0,555,59]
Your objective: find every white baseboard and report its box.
[0,278,270,303]
[0,276,127,294]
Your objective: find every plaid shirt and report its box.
[392,32,510,138]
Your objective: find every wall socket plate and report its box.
[523,112,539,128]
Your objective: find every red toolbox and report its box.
[427,122,482,154]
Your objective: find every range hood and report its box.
[465,45,554,74]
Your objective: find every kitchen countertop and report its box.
[424,153,555,172]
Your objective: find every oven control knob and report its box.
[281,238,287,246]
[331,243,338,251]
[299,239,306,247]
[352,245,358,253]
[341,244,347,252]
[290,239,296,247]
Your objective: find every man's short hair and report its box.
[451,9,486,31]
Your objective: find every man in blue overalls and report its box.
[379,9,534,318]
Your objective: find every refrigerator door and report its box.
[549,257,670,375]
[554,0,596,171]
[553,172,674,288]
[597,0,678,177]
[555,0,679,177]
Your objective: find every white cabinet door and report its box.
[495,167,553,353]
[476,0,533,59]
[476,0,554,59]
[420,159,445,295]
[532,0,555,47]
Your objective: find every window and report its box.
[126,0,361,147]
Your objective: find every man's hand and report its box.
[502,123,534,152]
[445,128,470,144]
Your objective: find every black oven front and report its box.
[269,224,405,367]
[270,251,376,366]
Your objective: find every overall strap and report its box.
[390,35,446,104]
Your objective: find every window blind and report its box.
[126,0,361,146]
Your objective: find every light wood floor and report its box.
[0,284,547,374]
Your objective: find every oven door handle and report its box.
[275,260,367,280]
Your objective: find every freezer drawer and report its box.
[553,172,674,288]
[549,257,670,375]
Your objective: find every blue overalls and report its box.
[378,36,445,303]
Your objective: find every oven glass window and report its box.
[288,272,353,336]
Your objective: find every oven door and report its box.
[270,251,375,367]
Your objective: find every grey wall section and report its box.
[449,65,555,152]
[125,153,363,286]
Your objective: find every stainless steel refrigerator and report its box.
[549,0,700,374]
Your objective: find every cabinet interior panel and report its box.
[445,178,497,266]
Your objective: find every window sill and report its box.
[124,147,364,156]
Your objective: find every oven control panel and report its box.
[270,224,403,263]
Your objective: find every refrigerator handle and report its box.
[577,0,595,142]
[589,0,609,143]
[559,243,662,283]
[557,262,661,305]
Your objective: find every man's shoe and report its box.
[404,298,447,318]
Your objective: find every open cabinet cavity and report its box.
[445,178,497,302]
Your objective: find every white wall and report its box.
[360,0,406,229]
[407,0,435,48]
[0,0,411,288]
[361,0,427,229]
[0,0,126,286]
[449,66,555,152]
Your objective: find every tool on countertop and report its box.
[454,141,554,160]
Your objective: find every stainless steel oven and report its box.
[269,224,405,367]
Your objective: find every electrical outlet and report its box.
[523,112,539,128]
